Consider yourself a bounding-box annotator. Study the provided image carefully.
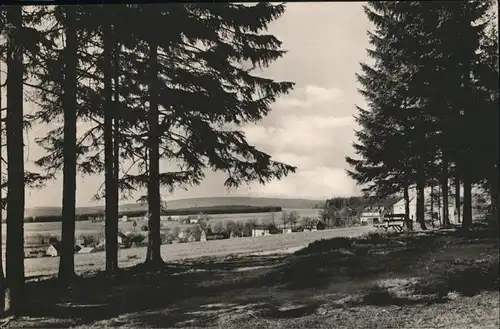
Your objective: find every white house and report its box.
[360,207,384,225]
[46,243,62,257]
[252,225,271,237]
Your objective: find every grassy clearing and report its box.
[22,226,374,278]
[3,226,498,329]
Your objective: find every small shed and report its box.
[46,243,62,257]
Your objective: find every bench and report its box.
[374,214,407,233]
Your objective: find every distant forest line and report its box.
[21,205,283,223]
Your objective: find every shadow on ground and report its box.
[9,226,500,328]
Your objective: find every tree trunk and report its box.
[416,178,427,230]
[5,5,25,313]
[112,37,121,271]
[454,175,461,223]
[462,174,473,228]
[461,59,473,229]
[59,6,78,282]
[0,49,5,312]
[441,158,449,227]
[403,185,412,231]
[103,21,118,274]
[490,172,499,229]
[145,41,163,266]
[437,184,442,226]
[430,181,435,228]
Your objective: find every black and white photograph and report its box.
[0,1,498,328]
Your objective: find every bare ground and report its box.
[2,225,499,329]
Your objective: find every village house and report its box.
[46,243,62,257]
[117,231,129,245]
[303,220,326,232]
[252,224,270,237]
[359,206,384,225]
[252,224,278,237]
[46,243,80,257]
[200,228,227,241]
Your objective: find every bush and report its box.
[128,233,146,245]
[242,221,254,237]
[358,231,394,244]
[141,225,148,232]
[25,234,56,246]
[295,236,354,255]
[210,221,226,235]
[226,220,243,237]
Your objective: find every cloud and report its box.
[244,114,355,153]
[246,166,358,200]
[276,84,343,110]
[242,84,360,199]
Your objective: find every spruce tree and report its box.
[4,5,25,314]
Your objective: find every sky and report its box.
[2,2,374,208]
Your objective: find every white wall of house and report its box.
[46,245,59,257]
[252,229,270,237]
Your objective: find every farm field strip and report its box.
[21,226,373,278]
[1,208,322,240]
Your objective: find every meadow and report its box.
[1,208,321,243]
[5,225,498,329]
[23,225,370,279]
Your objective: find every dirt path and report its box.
[25,226,375,279]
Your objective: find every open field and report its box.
[3,225,498,328]
[22,226,373,279]
[2,208,321,243]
